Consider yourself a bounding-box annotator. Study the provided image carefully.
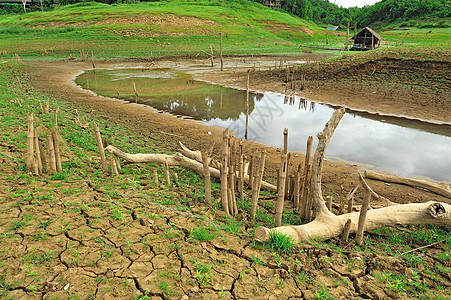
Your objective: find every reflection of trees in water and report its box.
[138,83,256,121]
[76,70,258,121]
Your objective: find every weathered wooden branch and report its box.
[255,108,451,243]
[105,145,275,192]
[178,141,220,169]
[365,170,451,201]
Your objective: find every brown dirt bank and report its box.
[196,53,451,125]
[28,58,450,206]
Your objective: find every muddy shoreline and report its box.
[28,59,450,205]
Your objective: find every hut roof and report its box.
[326,26,342,31]
[351,27,383,41]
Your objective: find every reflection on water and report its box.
[76,68,451,182]
[75,68,261,121]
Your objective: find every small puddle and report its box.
[75,68,451,183]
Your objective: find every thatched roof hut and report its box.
[350,27,383,51]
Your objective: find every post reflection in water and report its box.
[75,68,451,182]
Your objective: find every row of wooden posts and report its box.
[25,104,62,175]
[24,104,371,244]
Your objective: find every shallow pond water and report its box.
[75,68,451,183]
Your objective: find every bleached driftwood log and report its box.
[365,170,451,202]
[105,145,277,192]
[178,141,220,169]
[255,108,451,243]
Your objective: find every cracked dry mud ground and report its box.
[1,153,450,300]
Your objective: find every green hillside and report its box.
[0,0,324,60]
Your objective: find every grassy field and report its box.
[0,0,323,60]
[0,0,448,61]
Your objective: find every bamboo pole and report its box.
[326,195,332,212]
[355,191,372,245]
[347,185,359,213]
[294,164,301,210]
[93,123,108,173]
[275,152,288,227]
[133,82,138,103]
[45,99,50,114]
[153,168,159,185]
[202,151,212,206]
[245,70,250,140]
[26,114,35,172]
[209,44,214,67]
[38,139,47,172]
[164,157,171,186]
[219,33,223,71]
[34,131,42,175]
[53,127,62,172]
[300,136,313,219]
[55,107,59,128]
[111,156,118,176]
[238,141,244,200]
[46,132,56,173]
[220,129,230,215]
[248,153,255,190]
[341,219,352,242]
[250,150,266,219]
[114,156,121,171]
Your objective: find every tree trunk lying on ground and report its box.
[255,108,451,243]
[365,170,451,202]
[105,145,277,192]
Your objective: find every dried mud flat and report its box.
[1,55,450,299]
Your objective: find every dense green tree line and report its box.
[280,0,450,26]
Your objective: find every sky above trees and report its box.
[332,0,380,8]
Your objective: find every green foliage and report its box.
[189,226,215,241]
[267,231,295,254]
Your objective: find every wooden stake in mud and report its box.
[55,107,59,128]
[133,82,138,103]
[248,153,255,190]
[114,156,121,171]
[116,85,120,98]
[209,44,214,68]
[275,152,288,227]
[245,70,250,140]
[164,157,171,186]
[228,141,238,215]
[326,195,332,212]
[46,132,57,173]
[401,33,409,46]
[202,151,212,206]
[238,141,244,200]
[111,156,118,176]
[355,191,372,245]
[300,73,305,91]
[344,19,350,50]
[283,129,289,199]
[53,127,62,172]
[326,32,329,45]
[341,219,352,242]
[220,129,230,215]
[346,185,359,213]
[91,50,96,73]
[294,164,301,210]
[34,130,42,174]
[26,114,35,172]
[45,99,50,114]
[219,32,223,71]
[250,150,266,219]
[153,168,159,185]
[93,122,108,173]
[301,136,313,220]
